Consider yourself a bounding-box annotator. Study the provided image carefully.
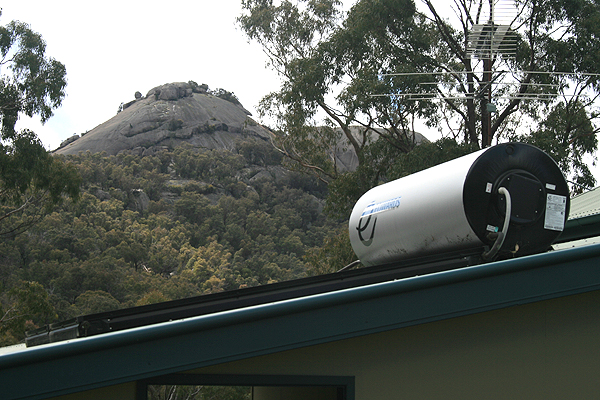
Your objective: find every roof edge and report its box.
[3,243,600,371]
[3,244,600,400]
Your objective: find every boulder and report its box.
[94,189,111,201]
[59,134,80,148]
[157,85,180,101]
[131,189,150,212]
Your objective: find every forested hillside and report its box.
[7,0,599,351]
[0,141,351,345]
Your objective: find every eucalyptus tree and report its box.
[239,0,600,196]
[0,10,80,237]
[422,0,600,190]
[239,0,441,185]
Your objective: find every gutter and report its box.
[556,214,600,243]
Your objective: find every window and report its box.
[138,374,354,400]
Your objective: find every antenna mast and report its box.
[373,0,599,148]
[467,0,518,147]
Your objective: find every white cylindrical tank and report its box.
[349,143,570,266]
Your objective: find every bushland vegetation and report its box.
[0,142,350,345]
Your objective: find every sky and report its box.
[2,1,598,185]
[0,0,463,152]
[1,0,284,150]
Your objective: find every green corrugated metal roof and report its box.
[556,187,600,244]
[2,243,600,400]
[569,186,600,219]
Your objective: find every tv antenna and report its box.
[371,0,600,147]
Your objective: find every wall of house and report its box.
[47,289,600,400]
[47,382,136,400]
[191,289,600,400]
[253,386,339,400]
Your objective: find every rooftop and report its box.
[2,185,600,399]
[3,242,600,400]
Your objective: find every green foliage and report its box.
[172,145,246,185]
[73,290,120,316]
[304,227,357,275]
[238,0,442,185]
[236,139,283,166]
[0,13,80,238]
[0,138,81,237]
[0,281,56,345]
[0,14,67,135]
[209,88,242,106]
[239,0,600,192]
[513,100,598,193]
[0,143,345,344]
[148,385,251,400]
[136,290,169,306]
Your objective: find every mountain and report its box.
[52,80,424,174]
[54,82,271,156]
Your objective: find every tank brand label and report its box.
[357,214,377,246]
[544,194,567,231]
[361,197,402,217]
[357,197,401,246]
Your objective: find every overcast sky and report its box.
[2,0,286,150]
[2,1,598,185]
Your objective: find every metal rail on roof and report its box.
[25,247,485,347]
[24,201,600,348]
[5,243,600,400]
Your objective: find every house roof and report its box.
[2,241,600,400]
[555,187,600,244]
[569,186,600,219]
[3,185,600,400]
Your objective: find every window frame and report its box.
[137,373,355,400]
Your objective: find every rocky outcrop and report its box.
[53,81,424,174]
[59,134,80,148]
[130,189,151,212]
[54,82,269,156]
